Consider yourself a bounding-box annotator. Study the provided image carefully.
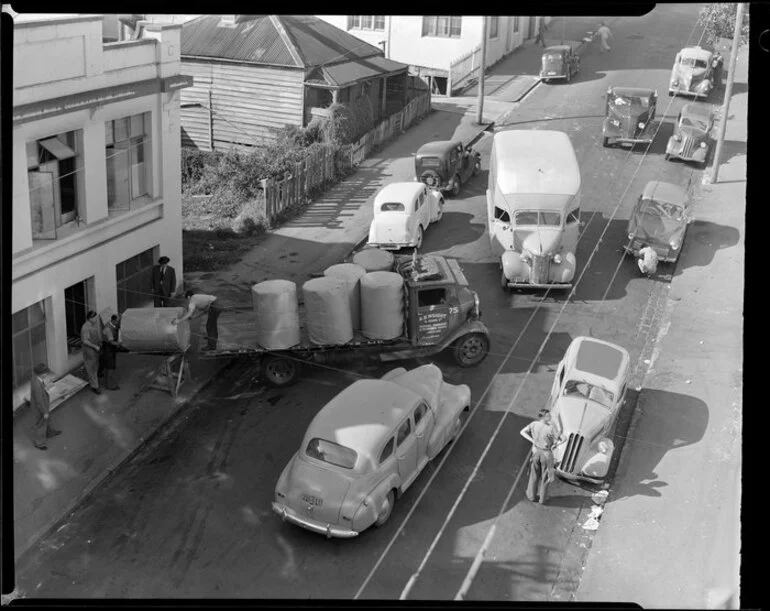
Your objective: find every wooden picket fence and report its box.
[449,43,483,94]
[257,92,431,224]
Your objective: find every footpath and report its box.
[10,16,604,566]
[575,45,747,608]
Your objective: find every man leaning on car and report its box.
[520,409,565,504]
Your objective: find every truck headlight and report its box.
[699,142,707,148]
[672,80,679,86]
[628,232,634,240]
[597,440,611,454]
[670,238,681,250]
[552,253,562,264]
[637,121,645,129]
[520,251,531,264]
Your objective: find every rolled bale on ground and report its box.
[252,280,301,349]
[120,307,190,353]
[302,277,354,345]
[323,263,367,331]
[352,247,395,272]
[360,271,404,340]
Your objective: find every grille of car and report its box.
[561,432,585,473]
[681,135,695,158]
[530,254,550,284]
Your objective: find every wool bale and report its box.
[352,248,395,272]
[360,271,404,340]
[323,263,367,331]
[252,280,301,349]
[302,277,354,345]
[120,307,190,353]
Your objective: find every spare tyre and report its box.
[420,170,441,189]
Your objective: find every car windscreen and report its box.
[305,438,358,469]
[610,94,648,109]
[681,117,708,131]
[380,202,406,212]
[420,156,441,168]
[640,199,684,221]
[680,56,708,68]
[563,380,614,409]
[514,210,562,226]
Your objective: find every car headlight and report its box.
[628,232,635,240]
[670,238,681,250]
[552,253,562,264]
[520,251,531,263]
[672,80,679,86]
[674,134,683,142]
[597,439,611,454]
[610,119,620,127]
[637,121,645,129]
[699,142,707,148]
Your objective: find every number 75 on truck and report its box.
[486,130,582,291]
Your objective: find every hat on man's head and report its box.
[158,256,170,265]
[537,408,551,419]
[33,363,48,375]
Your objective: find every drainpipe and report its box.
[386,16,392,60]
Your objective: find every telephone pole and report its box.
[710,2,744,184]
[476,16,488,125]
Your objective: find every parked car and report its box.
[665,103,715,165]
[602,86,657,148]
[669,45,723,99]
[368,182,444,250]
[272,363,471,538]
[539,44,580,83]
[548,336,631,484]
[415,140,481,197]
[488,130,582,290]
[625,181,692,264]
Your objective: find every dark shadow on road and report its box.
[712,138,746,168]
[675,219,740,276]
[422,211,485,252]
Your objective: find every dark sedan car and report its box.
[602,86,657,148]
[665,103,714,165]
[625,181,692,263]
[539,44,580,83]
[415,140,481,197]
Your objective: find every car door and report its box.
[395,415,420,490]
[412,402,434,471]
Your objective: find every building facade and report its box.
[11,14,192,410]
[316,15,550,94]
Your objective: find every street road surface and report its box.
[15,4,718,600]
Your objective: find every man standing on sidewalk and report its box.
[520,409,564,504]
[596,21,612,52]
[101,314,122,390]
[173,290,221,351]
[535,18,548,47]
[151,256,177,307]
[30,363,61,451]
[81,311,102,394]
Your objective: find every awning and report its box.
[39,137,76,160]
[307,55,408,88]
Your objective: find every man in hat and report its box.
[172,290,221,351]
[151,256,177,307]
[520,409,565,504]
[596,21,612,53]
[30,363,61,450]
[101,314,122,390]
[81,311,102,394]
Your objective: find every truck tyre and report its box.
[452,333,489,367]
[375,490,395,527]
[262,355,300,387]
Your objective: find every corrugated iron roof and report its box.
[317,55,408,87]
[180,14,390,70]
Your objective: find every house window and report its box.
[513,17,520,33]
[12,301,48,389]
[116,246,158,312]
[422,16,462,38]
[106,112,151,210]
[27,130,82,239]
[348,15,385,31]
[489,16,499,38]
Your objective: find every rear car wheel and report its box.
[451,407,470,441]
[414,226,424,249]
[472,157,481,176]
[452,333,490,367]
[375,490,395,527]
[450,175,461,197]
[435,198,445,221]
[262,355,300,387]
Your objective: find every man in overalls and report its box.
[520,409,564,504]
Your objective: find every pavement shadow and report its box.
[712,139,746,167]
[423,211,485,251]
[608,388,709,502]
[676,220,740,276]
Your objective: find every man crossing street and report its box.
[596,21,613,52]
[520,409,565,504]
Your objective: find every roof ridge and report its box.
[270,15,304,68]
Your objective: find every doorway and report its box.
[65,278,93,353]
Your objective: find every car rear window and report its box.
[544,53,562,61]
[305,438,358,469]
[380,202,405,212]
[420,157,441,168]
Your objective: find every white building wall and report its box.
[12,15,187,410]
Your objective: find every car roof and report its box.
[681,103,713,119]
[566,336,630,390]
[610,86,656,98]
[416,140,461,155]
[641,180,687,205]
[492,130,580,196]
[374,181,425,203]
[680,46,712,60]
[544,45,571,52]
[304,379,420,459]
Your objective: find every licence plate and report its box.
[302,493,323,507]
[547,71,557,75]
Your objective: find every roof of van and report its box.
[493,130,580,195]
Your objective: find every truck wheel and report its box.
[262,355,300,387]
[451,175,461,197]
[451,407,470,441]
[375,490,395,527]
[452,333,490,367]
[602,137,610,147]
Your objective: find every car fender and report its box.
[437,319,489,351]
[549,252,576,283]
[579,438,614,479]
[665,136,676,154]
[502,249,528,280]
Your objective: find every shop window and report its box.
[27,130,83,240]
[106,112,151,210]
[12,301,48,389]
[116,246,159,312]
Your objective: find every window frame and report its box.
[379,436,395,463]
[12,301,48,389]
[422,16,462,38]
[489,16,499,39]
[397,417,412,445]
[105,111,152,210]
[349,15,385,31]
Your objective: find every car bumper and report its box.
[539,72,566,80]
[505,280,573,289]
[272,502,359,538]
[666,146,708,162]
[669,87,709,99]
[624,243,678,263]
[555,468,605,485]
[610,135,654,144]
[368,242,415,250]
